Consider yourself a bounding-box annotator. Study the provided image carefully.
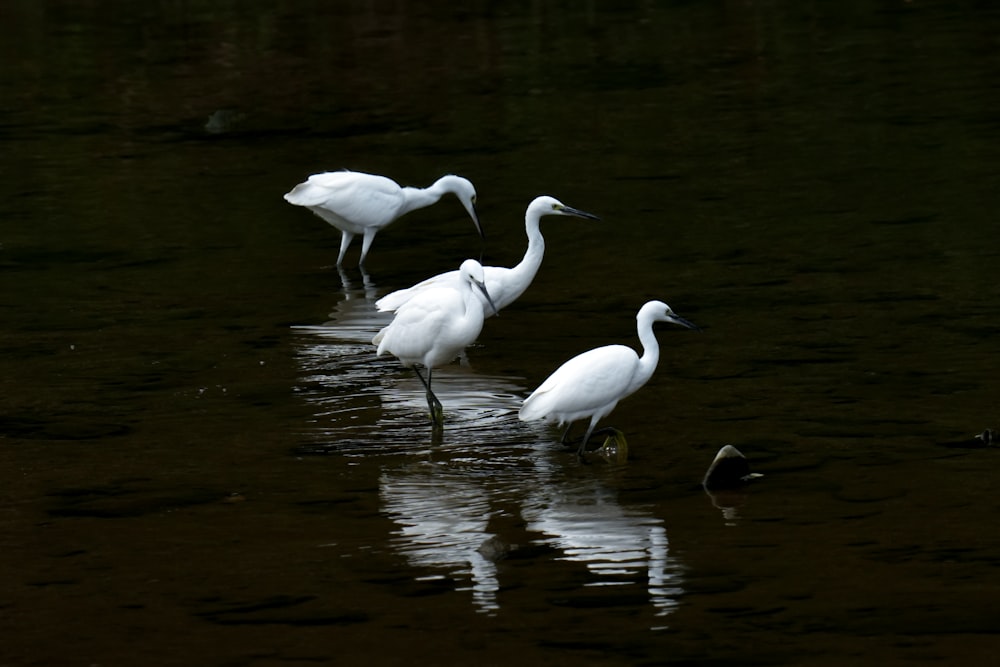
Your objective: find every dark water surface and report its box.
[3,1,1000,665]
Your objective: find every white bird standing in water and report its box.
[375,196,599,315]
[283,170,483,267]
[519,301,700,455]
[373,259,498,426]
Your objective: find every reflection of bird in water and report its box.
[378,443,683,617]
[520,300,700,454]
[302,268,388,344]
[521,478,683,618]
[373,259,498,426]
[380,468,501,614]
[283,170,483,267]
[375,196,599,315]
[335,266,377,299]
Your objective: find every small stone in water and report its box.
[477,536,511,562]
[703,445,759,490]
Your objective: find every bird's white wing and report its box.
[284,171,404,227]
[374,287,460,362]
[376,270,462,312]
[521,345,639,420]
[377,265,510,314]
[284,171,354,206]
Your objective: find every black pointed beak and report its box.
[562,205,601,221]
[669,314,701,332]
[474,279,499,317]
[471,203,484,240]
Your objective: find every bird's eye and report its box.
[551,204,561,211]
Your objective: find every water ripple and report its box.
[520,477,684,618]
[378,455,685,617]
[291,277,547,456]
[292,283,685,618]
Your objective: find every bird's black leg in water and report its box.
[577,422,598,457]
[413,366,444,426]
[561,422,616,458]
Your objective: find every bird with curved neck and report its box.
[373,259,499,426]
[375,196,599,315]
[283,171,483,267]
[519,300,700,455]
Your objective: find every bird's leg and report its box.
[576,418,600,456]
[337,231,354,267]
[413,366,444,426]
[560,423,575,445]
[358,228,377,267]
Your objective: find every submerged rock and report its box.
[205,108,248,134]
[941,428,996,449]
[574,428,629,463]
[476,536,511,562]
[703,445,762,525]
[591,429,629,464]
[702,444,760,490]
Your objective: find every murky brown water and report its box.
[3,1,1000,665]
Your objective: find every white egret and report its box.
[373,259,498,426]
[375,196,599,315]
[519,301,700,455]
[283,170,483,266]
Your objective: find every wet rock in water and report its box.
[941,428,996,448]
[588,429,629,464]
[702,445,759,490]
[205,108,248,134]
[477,536,511,562]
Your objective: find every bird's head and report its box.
[459,258,499,316]
[642,300,701,332]
[438,175,483,240]
[529,195,601,222]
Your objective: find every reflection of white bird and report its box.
[380,469,500,614]
[373,259,498,425]
[519,300,700,454]
[375,196,599,315]
[521,481,682,617]
[283,170,483,266]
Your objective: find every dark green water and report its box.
[3,1,1000,665]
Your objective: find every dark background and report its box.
[2,2,999,665]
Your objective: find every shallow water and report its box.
[3,1,1000,665]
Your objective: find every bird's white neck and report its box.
[508,212,545,284]
[398,184,446,217]
[632,313,662,392]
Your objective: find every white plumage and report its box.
[375,196,598,315]
[519,300,700,454]
[374,259,497,425]
[284,170,482,266]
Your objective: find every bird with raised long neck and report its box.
[375,196,598,315]
[519,300,700,455]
